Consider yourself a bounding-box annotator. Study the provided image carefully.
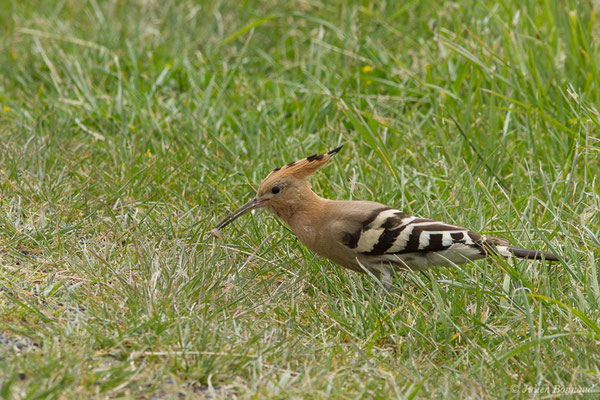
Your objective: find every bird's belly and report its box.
[299,236,367,273]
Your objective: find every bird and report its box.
[211,145,563,291]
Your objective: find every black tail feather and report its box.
[508,247,562,262]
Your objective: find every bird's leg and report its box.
[377,265,393,295]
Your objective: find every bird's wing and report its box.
[338,206,487,258]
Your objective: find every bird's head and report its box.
[211,145,342,235]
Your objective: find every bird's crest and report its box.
[263,145,343,182]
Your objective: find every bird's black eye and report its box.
[271,186,281,194]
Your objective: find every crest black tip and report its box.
[327,145,344,156]
[306,154,324,162]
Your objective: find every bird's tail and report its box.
[496,246,561,262]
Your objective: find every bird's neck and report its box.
[271,189,327,234]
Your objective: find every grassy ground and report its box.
[1,0,599,398]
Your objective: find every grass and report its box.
[1,0,599,398]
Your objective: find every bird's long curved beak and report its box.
[213,197,265,231]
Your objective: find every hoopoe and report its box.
[212,146,562,291]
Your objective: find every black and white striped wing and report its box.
[341,207,487,267]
